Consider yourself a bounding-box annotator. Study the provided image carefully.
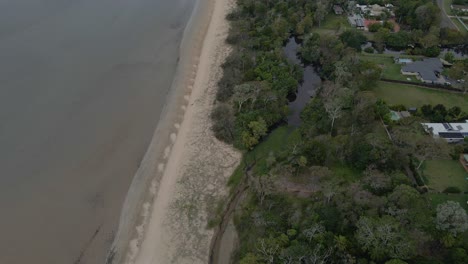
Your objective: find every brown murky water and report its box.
[0,0,195,263]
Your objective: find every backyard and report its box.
[444,0,454,16]
[313,14,351,35]
[360,53,421,82]
[451,17,468,34]
[373,81,468,111]
[423,159,468,192]
[427,192,468,210]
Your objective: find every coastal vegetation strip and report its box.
[210,0,468,263]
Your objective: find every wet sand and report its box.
[110,0,241,263]
[0,0,195,263]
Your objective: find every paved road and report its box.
[437,0,459,30]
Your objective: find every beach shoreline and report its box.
[108,0,239,263]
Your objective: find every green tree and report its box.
[444,52,455,63]
[314,0,329,27]
[369,23,382,32]
[296,15,313,35]
[241,118,268,150]
[436,201,468,236]
[414,4,440,31]
[340,30,367,51]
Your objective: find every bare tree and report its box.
[414,137,448,170]
[256,238,279,264]
[232,83,253,112]
[324,98,343,133]
[303,223,325,242]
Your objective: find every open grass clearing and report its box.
[321,14,351,31]
[444,0,454,16]
[360,54,419,81]
[451,18,468,34]
[228,126,300,188]
[373,81,468,111]
[427,193,468,210]
[423,159,468,192]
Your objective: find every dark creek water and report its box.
[284,37,321,126]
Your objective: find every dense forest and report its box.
[211,0,468,263]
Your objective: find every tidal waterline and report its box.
[0,0,195,263]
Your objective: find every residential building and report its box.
[401,58,445,84]
[348,14,365,29]
[451,4,468,12]
[421,121,468,143]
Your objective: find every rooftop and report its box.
[402,58,443,82]
[422,120,468,139]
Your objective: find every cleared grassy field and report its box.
[373,81,468,111]
[360,54,419,81]
[427,193,468,210]
[451,18,468,35]
[424,159,468,192]
[444,0,454,16]
[321,14,351,31]
[228,126,299,187]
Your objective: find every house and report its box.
[370,4,386,16]
[394,57,413,64]
[421,120,468,143]
[451,4,468,12]
[356,4,369,14]
[333,5,344,15]
[401,58,445,84]
[348,14,365,29]
[408,107,418,113]
[356,18,365,29]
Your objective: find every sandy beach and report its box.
[109,0,240,263]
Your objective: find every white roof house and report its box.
[422,120,468,143]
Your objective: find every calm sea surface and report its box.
[0,0,194,263]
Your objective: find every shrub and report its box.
[211,104,235,143]
[369,23,382,32]
[364,47,375,53]
[443,187,462,194]
[424,46,441,57]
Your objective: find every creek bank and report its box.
[284,37,322,127]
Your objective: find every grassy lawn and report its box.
[373,81,468,111]
[427,193,468,210]
[360,54,419,81]
[451,18,468,35]
[423,159,468,192]
[321,14,351,31]
[228,126,300,187]
[444,0,453,16]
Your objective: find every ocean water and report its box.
[0,0,195,263]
